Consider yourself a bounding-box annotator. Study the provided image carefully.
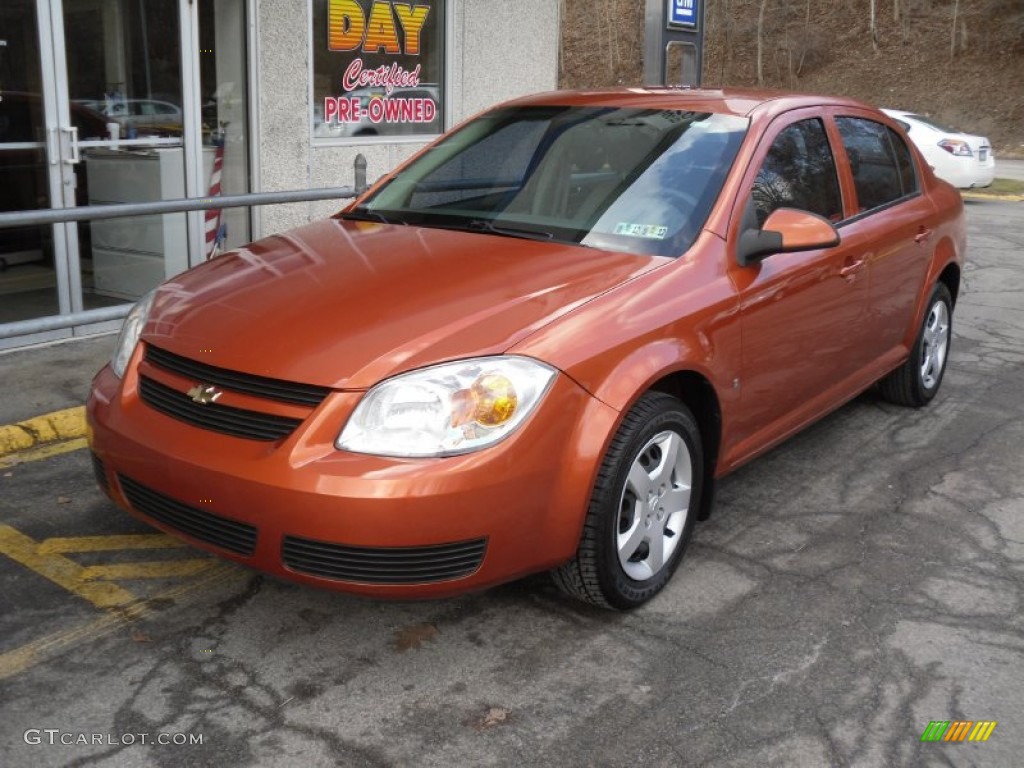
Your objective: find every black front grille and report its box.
[90,451,110,493]
[118,474,258,556]
[139,376,302,441]
[282,536,487,584]
[146,345,331,407]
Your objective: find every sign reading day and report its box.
[322,1,437,131]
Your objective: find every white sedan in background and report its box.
[883,109,995,189]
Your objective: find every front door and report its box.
[725,113,873,465]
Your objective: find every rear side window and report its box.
[836,117,917,212]
[750,118,842,227]
[888,126,918,198]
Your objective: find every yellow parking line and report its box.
[0,612,128,684]
[0,525,138,610]
[80,559,214,581]
[39,534,188,554]
[0,437,88,468]
[0,561,243,681]
[0,406,86,456]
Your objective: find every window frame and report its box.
[832,112,923,224]
[748,116,845,228]
[727,106,929,258]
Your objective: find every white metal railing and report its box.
[0,157,367,340]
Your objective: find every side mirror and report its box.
[737,208,841,266]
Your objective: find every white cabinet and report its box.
[86,147,214,299]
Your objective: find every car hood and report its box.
[143,218,664,389]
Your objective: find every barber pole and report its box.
[204,135,226,259]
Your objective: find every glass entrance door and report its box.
[0,0,63,326]
[56,0,188,311]
[0,0,249,348]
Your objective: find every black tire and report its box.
[879,282,953,407]
[552,392,703,609]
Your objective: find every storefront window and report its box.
[311,0,444,140]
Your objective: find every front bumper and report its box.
[86,352,618,599]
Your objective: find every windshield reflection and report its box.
[356,105,748,257]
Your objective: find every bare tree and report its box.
[950,0,960,58]
[720,0,733,84]
[870,0,879,51]
[757,0,770,84]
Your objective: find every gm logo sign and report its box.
[667,0,698,29]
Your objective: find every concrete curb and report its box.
[0,407,87,457]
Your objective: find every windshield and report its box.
[354,105,748,257]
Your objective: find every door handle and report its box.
[840,256,866,279]
[62,126,80,164]
[914,227,933,244]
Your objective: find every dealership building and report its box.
[0,0,560,350]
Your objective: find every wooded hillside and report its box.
[559,0,1024,154]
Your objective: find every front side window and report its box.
[836,117,916,212]
[750,118,842,227]
[354,106,748,257]
[312,1,444,140]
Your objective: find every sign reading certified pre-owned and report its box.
[315,0,443,139]
[667,0,698,28]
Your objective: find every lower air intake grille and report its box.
[281,535,487,584]
[118,474,258,556]
[139,376,302,441]
[90,451,110,493]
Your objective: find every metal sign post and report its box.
[643,0,705,86]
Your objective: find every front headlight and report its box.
[337,356,557,457]
[111,289,156,378]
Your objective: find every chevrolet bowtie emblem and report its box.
[187,384,222,405]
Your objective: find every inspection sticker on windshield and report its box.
[614,223,668,240]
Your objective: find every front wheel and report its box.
[879,282,953,407]
[552,392,702,609]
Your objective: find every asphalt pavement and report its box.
[0,198,1021,767]
[995,157,1024,181]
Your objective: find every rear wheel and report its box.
[879,282,953,407]
[553,392,702,609]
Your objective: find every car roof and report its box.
[501,87,877,119]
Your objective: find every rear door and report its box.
[831,111,935,359]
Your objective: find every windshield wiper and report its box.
[465,219,556,242]
[338,208,406,225]
[341,211,586,247]
[443,219,592,247]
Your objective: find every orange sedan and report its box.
[87,89,964,609]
